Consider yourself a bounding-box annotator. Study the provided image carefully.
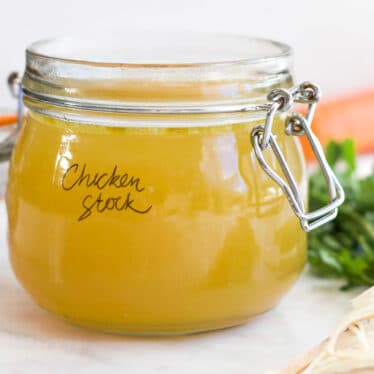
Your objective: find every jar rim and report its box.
[22,31,294,120]
[26,31,292,68]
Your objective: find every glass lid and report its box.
[22,31,293,114]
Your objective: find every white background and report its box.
[0,0,374,109]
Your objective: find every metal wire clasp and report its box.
[251,82,345,232]
[0,72,22,162]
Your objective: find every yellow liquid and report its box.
[7,110,306,334]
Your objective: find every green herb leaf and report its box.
[308,139,374,289]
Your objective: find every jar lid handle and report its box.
[251,82,345,232]
[0,72,22,162]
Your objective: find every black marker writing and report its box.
[62,163,144,192]
[79,193,152,221]
[61,163,152,221]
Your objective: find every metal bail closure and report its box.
[0,72,22,162]
[251,82,345,232]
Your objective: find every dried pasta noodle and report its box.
[273,287,374,374]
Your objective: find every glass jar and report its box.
[3,32,344,335]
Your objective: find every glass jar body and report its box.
[6,108,307,335]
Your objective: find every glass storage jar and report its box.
[3,32,344,335]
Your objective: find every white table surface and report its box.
[0,196,364,374]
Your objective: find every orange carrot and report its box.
[0,114,17,127]
[300,90,374,161]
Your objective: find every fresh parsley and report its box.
[308,139,374,289]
